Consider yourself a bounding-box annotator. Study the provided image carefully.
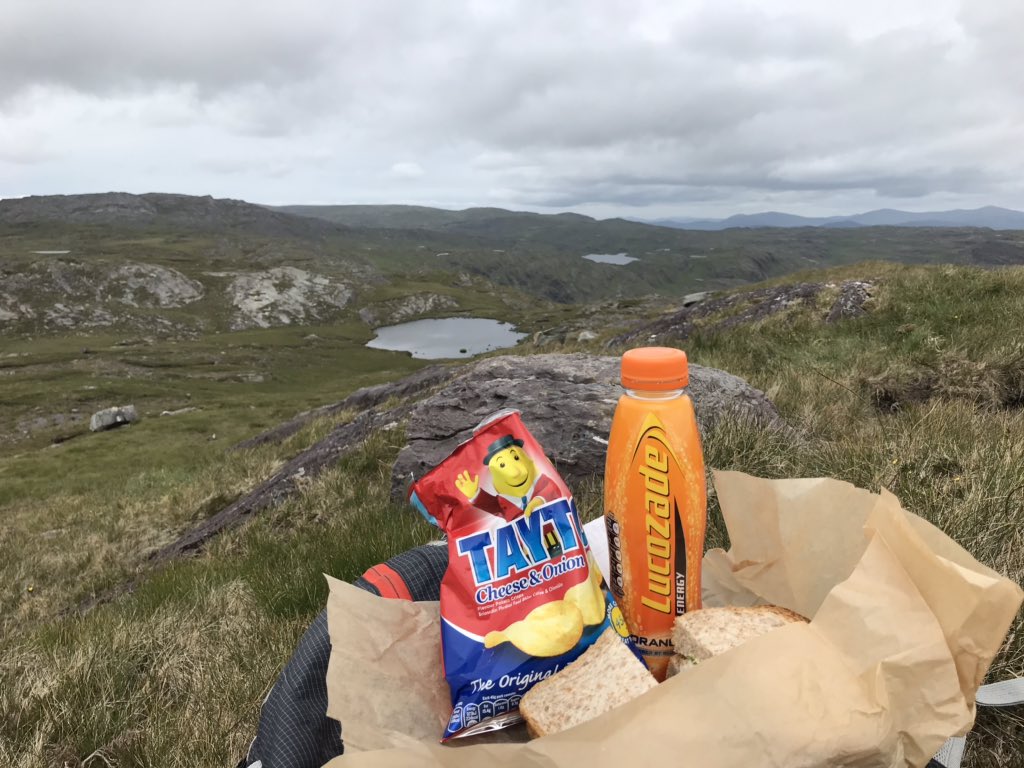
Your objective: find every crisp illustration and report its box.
[455,434,561,521]
[483,557,607,655]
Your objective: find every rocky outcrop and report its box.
[172,355,778,557]
[358,293,459,328]
[826,281,873,323]
[0,260,203,333]
[227,267,352,330]
[611,280,874,346]
[0,259,360,335]
[390,354,781,497]
[110,264,205,308]
[234,364,456,450]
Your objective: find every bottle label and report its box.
[632,412,688,618]
[607,411,691,678]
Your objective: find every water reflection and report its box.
[366,317,526,359]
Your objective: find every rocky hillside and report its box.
[0,258,363,335]
[0,256,531,336]
[0,193,546,336]
[6,192,1024,337]
[0,192,346,239]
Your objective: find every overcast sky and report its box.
[2,0,1022,218]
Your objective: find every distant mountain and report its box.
[648,212,833,229]
[275,203,596,231]
[819,219,863,228]
[650,205,1024,231]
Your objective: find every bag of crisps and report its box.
[408,409,638,741]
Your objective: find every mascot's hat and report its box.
[483,434,525,466]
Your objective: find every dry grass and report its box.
[0,580,296,768]
[866,344,1024,411]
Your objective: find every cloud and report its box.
[389,162,425,179]
[1,0,1022,216]
[0,1,336,100]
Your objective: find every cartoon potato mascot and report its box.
[455,434,562,521]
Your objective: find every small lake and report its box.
[583,252,637,265]
[366,317,527,359]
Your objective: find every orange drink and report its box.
[604,347,707,680]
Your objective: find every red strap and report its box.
[361,564,413,601]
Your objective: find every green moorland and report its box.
[6,195,1024,317]
[280,202,1024,299]
[0,263,1022,767]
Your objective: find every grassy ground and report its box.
[0,323,434,636]
[1,263,1022,767]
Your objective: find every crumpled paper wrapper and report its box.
[323,470,1023,768]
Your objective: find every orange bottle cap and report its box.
[621,347,689,390]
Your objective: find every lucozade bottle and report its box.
[604,347,707,680]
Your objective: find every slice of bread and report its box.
[519,628,657,737]
[672,605,807,665]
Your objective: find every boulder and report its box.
[89,405,138,432]
[681,291,710,306]
[390,353,780,498]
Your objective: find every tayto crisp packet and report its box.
[408,409,640,741]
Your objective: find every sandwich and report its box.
[519,628,657,737]
[666,605,807,677]
[519,605,808,738]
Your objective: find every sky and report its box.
[2,0,1023,219]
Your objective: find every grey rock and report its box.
[109,263,204,308]
[577,330,598,342]
[1,260,199,334]
[826,280,873,323]
[390,353,781,499]
[610,282,826,346]
[89,405,138,432]
[160,407,199,416]
[227,266,352,330]
[681,291,710,306]
[232,364,456,450]
[359,293,458,328]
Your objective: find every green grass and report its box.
[0,262,1022,767]
[0,324,435,636]
[0,429,439,768]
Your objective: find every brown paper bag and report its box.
[323,470,1022,768]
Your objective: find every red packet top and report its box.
[409,410,639,741]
